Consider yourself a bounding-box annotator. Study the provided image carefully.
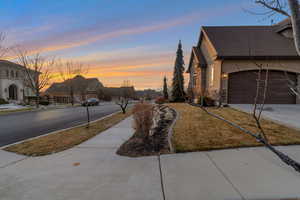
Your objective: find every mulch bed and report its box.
[117,105,176,157]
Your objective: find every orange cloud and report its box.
[47,45,190,90]
[35,3,244,90]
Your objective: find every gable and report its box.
[186,47,207,73]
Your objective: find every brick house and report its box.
[45,75,103,103]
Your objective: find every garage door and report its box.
[228,70,296,104]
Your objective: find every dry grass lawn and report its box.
[167,103,300,152]
[5,109,132,156]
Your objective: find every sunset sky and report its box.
[1,0,285,90]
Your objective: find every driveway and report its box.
[1,117,300,199]
[0,102,124,147]
[231,104,300,130]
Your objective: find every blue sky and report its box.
[0,0,286,89]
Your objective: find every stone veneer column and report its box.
[221,76,228,104]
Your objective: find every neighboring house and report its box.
[45,75,104,103]
[0,60,36,103]
[187,18,300,104]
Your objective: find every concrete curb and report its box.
[1,110,121,150]
[167,107,179,153]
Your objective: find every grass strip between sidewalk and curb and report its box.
[4,109,132,156]
[167,103,300,152]
[0,104,82,115]
[0,108,34,115]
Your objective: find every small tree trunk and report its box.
[70,87,74,106]
[86,105,90,128]
[288,0,300,56]
[36,90,40,108]
[121,106,126,114]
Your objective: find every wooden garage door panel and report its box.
[228,70,296,104]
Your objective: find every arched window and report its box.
[11,70,14,78]
[6,70,9,78]
[16,71,19,78]
[8,84,18,100]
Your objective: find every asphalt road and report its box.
[0,103,125,147]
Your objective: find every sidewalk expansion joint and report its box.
[205,152,246,200]
[157,154,166,200]
[0,157,28,169]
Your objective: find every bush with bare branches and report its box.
[132,103,154,142]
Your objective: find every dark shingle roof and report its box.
[0,60,25,69]
[45,75,103,94]
[187,47,207,73]
[202,24,299,59]
[192,47,207,67]
[275,18,292,32]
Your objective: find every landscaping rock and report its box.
[117,105,176,157]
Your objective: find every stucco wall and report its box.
[199,33,222,97]
[0,79,24,101]
[205,60,222,96]
[200,34,216,65]
[0,66,25,102]
[222,59,300,74]
[0,65,36,102]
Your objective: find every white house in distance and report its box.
[0,60,35,103]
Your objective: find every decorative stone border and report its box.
[167,106,179,153]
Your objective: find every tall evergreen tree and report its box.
[163,76,169,100]
[171,40,185,102]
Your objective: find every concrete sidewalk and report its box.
[1,117,300,199]
[0,117,162,200]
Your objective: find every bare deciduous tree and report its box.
[252,62,270,143]
[288,0,300,55]
[116,97,129,114]
[115,82,133,114]
[17,50,55,108]
[116,88,131,114]
[58,61,88,105]
[255,0,290,17]
[0,32,9,59]
[282,70,300,98]
[254,0,300,55]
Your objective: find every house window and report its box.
[11,70,14,78]
[6,70,9,78]
[210,66,214,86]
[16,71,19,78]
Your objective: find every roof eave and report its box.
[217,55,300,60]
[186,51,195,73]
